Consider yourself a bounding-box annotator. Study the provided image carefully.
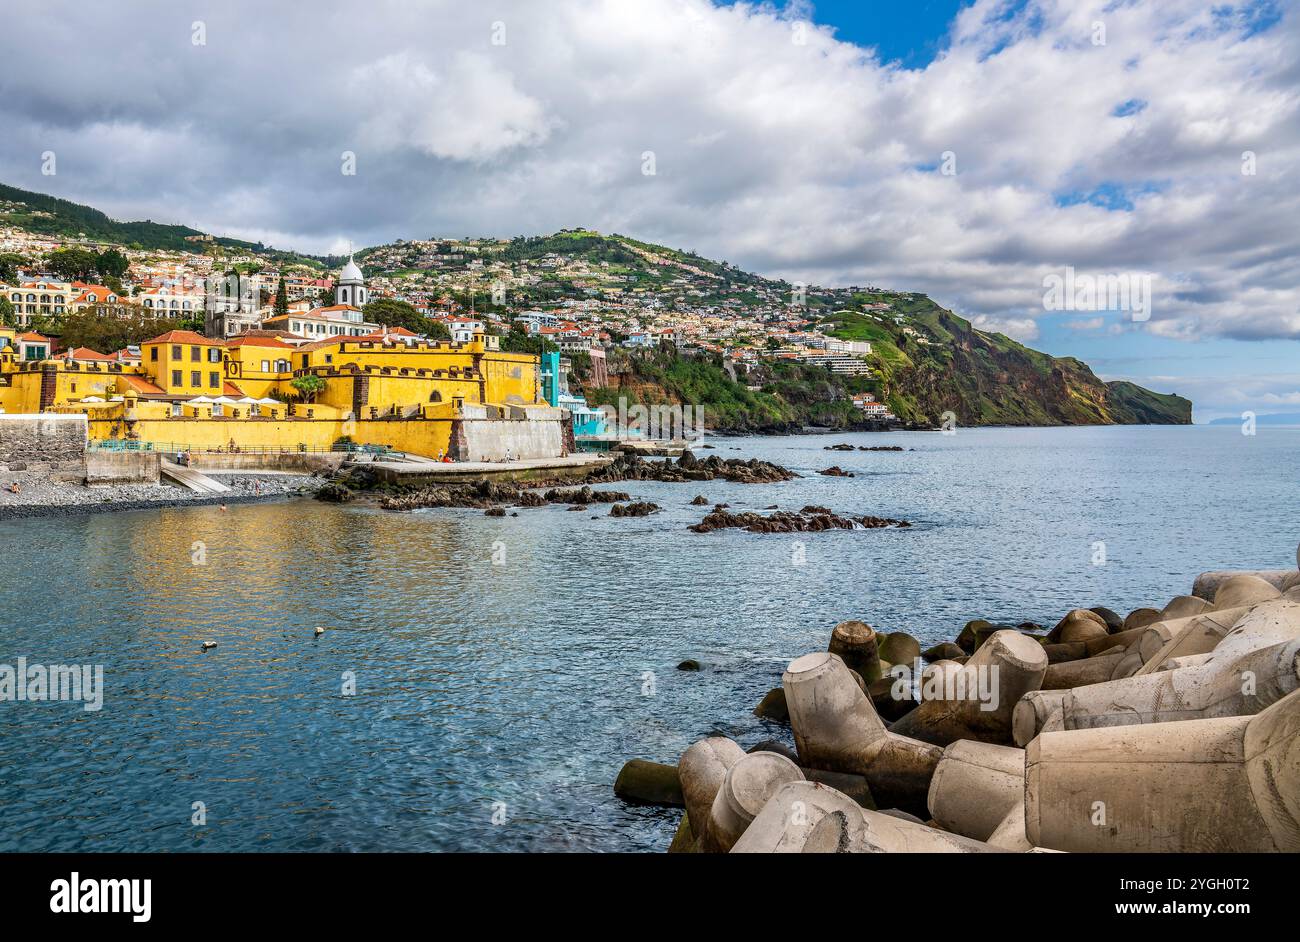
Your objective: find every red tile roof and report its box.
[225,336,297,349]
[63,347,114,360]
[143,329,224,347]
[120,375,167,396]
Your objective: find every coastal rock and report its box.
[610,501,659,517]
[587,452,796,486]
[676,659,701,671]
[689,507,909,534]
[484,507,506,517]
[858,445,903,452]
[824,443,856,451]
[689,495,709,506]
[818,466,854,477]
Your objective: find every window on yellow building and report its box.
[261,359,270,372]
[209,372,220,388]
[190,371,201,386]
[172,370,182,386]
[172,345,181,359]
[151,347,159,361]
[191,347,200,361]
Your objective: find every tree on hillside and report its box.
[46,247,101,282]
[0,296,15,328]
[363,298,449,340]
[0,253,28,282]
[274,277,289,318]
[498,323,556,356]
[95,248,130,281]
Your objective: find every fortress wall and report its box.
[0,413,87,475]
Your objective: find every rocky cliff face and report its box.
[833,301,1191,427]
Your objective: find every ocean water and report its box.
[0,425,1296,852]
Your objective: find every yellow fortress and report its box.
[0,325,569,461]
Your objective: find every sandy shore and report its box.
[0,471,321,520]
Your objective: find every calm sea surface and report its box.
[1,425,1297,852]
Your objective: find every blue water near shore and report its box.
[1,425,1297,852]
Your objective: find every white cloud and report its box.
[1064,317,1106,331]
[970,315,1040,342]
[0,0,1296,345]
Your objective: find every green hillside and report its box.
[821,300,1191,426]
[0,182,325,266]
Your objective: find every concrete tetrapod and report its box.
[1012,599,1300,741]
[888,629,1048,747]
[1210,574,1281,610]
[1135,605,1250,668]
[730,781,1000,853]
[1041,648,1128,690]
[1192,570,1293,602]
[926,740,1025,842]
[1160,595,1211,620]
[782,652,941,817]
[677,737,746,850]
[1025,686,1300,852]
[828,620,882,683]
[703,751,805,852]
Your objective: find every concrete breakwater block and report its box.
[1014,599,1300,740]
[782,652,940,818]
[704,752,805,853]
[927,740,1025,843]
[1135,605,1251,672]
[614,759,685,807]
[677,737,746,850]
[730,781,1000,854]
[888,630,1047,747]
[1192,569,1295,601]
[828,620,882,683]
[1026,686,1300,852]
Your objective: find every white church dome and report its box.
[338,257,364,283]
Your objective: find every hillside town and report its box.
[0,206,902,431]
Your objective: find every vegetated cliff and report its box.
[579,297,1190,432]
[822,296,1191,427]
[580,350,875,433]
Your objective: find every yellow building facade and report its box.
[0,327,566,461]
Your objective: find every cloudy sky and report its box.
[1,0,1296,420]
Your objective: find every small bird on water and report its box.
[201,641,217,650]
[314,626,325,636]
